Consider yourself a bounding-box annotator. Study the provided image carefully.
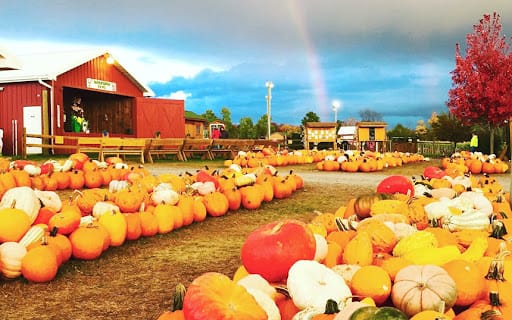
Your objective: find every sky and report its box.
[1,0,511,129]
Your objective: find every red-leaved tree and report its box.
[447,12,512,154]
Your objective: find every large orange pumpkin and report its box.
[182,272,267,320]
[203,191,229,217]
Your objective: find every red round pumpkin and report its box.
[241,219,316,283]
[376,175,414,197]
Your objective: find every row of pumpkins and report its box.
[157,169,512,320]
[228,149,427,171]
[441,151,509,175]
[314,151,426,172]
[0,153,304,284]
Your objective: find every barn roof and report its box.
[0,48,154,96]
[0,46,22,70]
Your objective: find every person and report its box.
[220,127,229,139]
[470,132,478,152]
[212,128,221,139]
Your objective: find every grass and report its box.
[0,160,438,319]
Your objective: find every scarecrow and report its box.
[70,97,88,133]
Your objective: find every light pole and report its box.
[332,100,341,123]
[265,81,274,139]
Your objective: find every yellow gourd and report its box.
[392,230,438,257]
[370,199,409,216]
[403,245,461,265]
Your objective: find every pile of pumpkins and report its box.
[315,151,426,172]
[227,148,316,168]
[157,168,512,319]
[442,151,509,175]
[0,153,304,283]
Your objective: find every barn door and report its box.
[23,106,42,154]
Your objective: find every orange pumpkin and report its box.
[342,231,373,266]
[124,212,142,241]
[240,185,263,210]
[203,191,229,217]
[350,265,391,306]
[356,218,397,253]
[182,272,267,320]
[48,207,82,235]
[21,244,59,282]
[442,259,485,306]
[69,224,106,260]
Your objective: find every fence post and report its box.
[21,127,27,159]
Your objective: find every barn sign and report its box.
[86,78,117,92]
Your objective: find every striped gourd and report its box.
[18,224,47,247]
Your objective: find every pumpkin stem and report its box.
[481,310,503,320]
[274,285,290,298]
[172,283,186,311]
[323,299,340,314]
[490,220,508,239]
[50,226,59,237]
[485,243,510,281]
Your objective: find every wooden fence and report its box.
[21,129,282,162]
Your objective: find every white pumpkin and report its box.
[245,287,281,320]
[190,181,216,195]
[391,264,457,317]
[92,201,120,218]
[0,186,41,224]
[0,242,27,279]
[331,264,361,286]
[151,183,179,205]
[23,164,41,176]
[52,159,74,172]
[109,180,130,193]
[34,190,62,212]
[237,274,277,300]
[114,162,129,169]
[287,260,352,310]
[92,159,109,169]
[313,234,328,262]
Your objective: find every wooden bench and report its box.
[77,137,103,159]
[181,139,213,161]
[252,139,281,152]
[100,138,147,163]
[145,138,185,163]
[210,139,242,159]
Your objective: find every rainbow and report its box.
[286,0,330,121]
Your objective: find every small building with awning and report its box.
[0,49,184,156]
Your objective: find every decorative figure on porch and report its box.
[70,97,88,133]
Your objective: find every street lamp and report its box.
[265,81,274,139]
[332,100,342,123]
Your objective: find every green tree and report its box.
[301,112,320,127]
[255,114,270,138]
[415,120,428,139]
[221,107,234,137]
[386,124,415,139]
[202,110,218,124]
[238,117,256,139]
[430,112,468,146]
[359,109,383,122]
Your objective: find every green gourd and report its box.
[349,306,408,320]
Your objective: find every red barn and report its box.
[0,49,184,156]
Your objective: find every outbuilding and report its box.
[0,48,185,156]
